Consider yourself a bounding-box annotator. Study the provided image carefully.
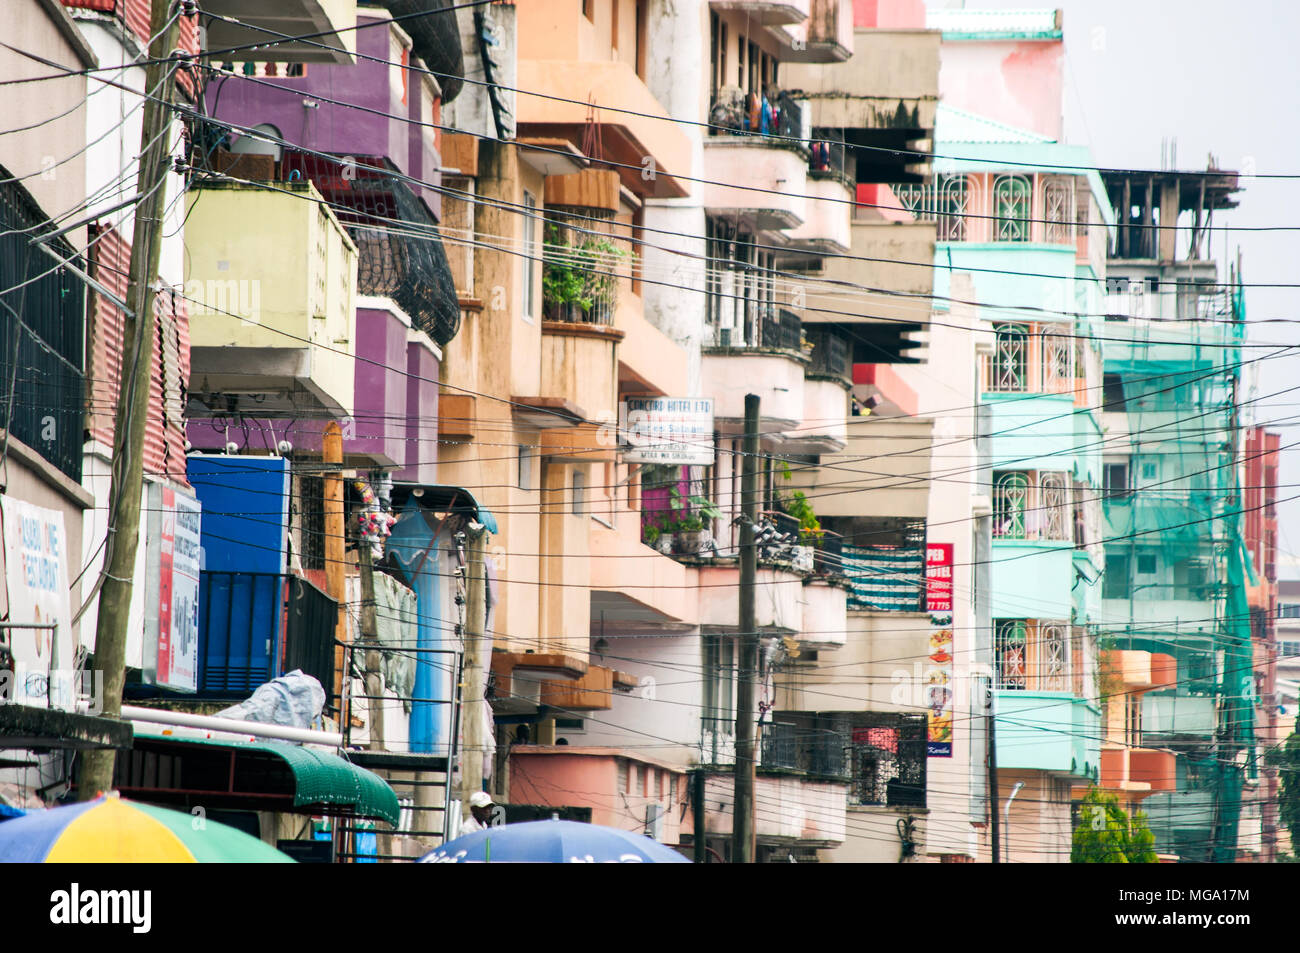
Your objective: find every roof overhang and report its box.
[387,482,498,534]
[121,733,401,825]
[201,0,357,64]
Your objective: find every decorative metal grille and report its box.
[995,620,1028,690]
[993,173,1032,242]
[1040,622,1070,691]
[1043,176,1075,244]
[848,714,927,807]
[990,323,1029,391]
[1041,330,1075,393]
[938,174,971,241]
[1039,471,1070,541]
[993,472,1029,539]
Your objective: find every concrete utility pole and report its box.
[987,677,1000,863]
[732,393,760,863]
[80,0,181,800]
[459,523,488,810]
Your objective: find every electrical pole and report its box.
[732,393,760,863]
[79,0,181,800]
[459,523,488,811]
[987,677,1000,863]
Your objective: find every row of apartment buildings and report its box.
[0,0,1280,862]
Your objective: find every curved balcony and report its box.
[709,0,809,26]
[701,343,808,433]
[783,170,853,253]
[703,137,808,232]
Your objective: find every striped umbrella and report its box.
[0,794,295,863]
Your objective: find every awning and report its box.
[122,734,401,827]
[388,483,498,534]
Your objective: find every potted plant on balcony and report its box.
[643,516,675,556]
[542,224,627,324]
[777,461,822,573]
[669,488,722,558]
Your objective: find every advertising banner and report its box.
[925,543,955,757]
[144,484,202,691]
[1,498,73,708]
[619,398,714,465]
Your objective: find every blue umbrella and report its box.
[418,819,691,863]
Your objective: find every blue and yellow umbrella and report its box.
[0,794,295,863]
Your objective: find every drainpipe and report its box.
[1002,780,1025,863]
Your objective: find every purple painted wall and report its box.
[343,307,409,465]
[207,12,441,217]
[395,336,440,484]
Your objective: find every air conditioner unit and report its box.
[645,803,664,842]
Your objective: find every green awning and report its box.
[130,733,401,827]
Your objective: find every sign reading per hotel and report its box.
[619,398,714,465]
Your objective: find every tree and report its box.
[1072,787,1158,863]
[1265,731,1300,851]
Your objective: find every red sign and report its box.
[156,487,176,683]
[925,543,953,614]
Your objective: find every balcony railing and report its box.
[981,324,1077,394]
[0,178,85,481]
[992,471,1073,542]
[804,327,850,380]
[993,619,1078,692]
[542,207,625,326]
[709,87,806,143]
[848,714,927,807]
[198,571,338,696]
[761,722,848,779]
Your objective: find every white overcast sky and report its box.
[929,0,1300,574]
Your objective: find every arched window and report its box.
[993,472,1029,539]
[991,323,1030,392]
[993,173,1032,242]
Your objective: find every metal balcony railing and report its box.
[761,722,848,779]
[0,177,85,481]
[805,328,850,380]
[709,87,806,144]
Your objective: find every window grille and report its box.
[993,173,1032,242]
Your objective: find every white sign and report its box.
[1,498,73,708]
[143,484,202,692]
[619,398,715,465]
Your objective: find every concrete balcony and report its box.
[782,27,940,133]
[810,221,937,330]
[702,772,846,849]
[774,0,854,63]
[782,375,850,453]
[703,137,808,232]
[783,172,854,254]
[201,0,356,63]
[185,181,357,417]
[995,690,1100,778]
[701,345,808,433]
[538,320,624,425]
[709,0,809,25]
[1142,694,1217,742]
[797,578,848,650]
[1102,745,1177,796]
[697,563,804,635]
[788,417,933,520]
[615,292,688,398]
[589,510,699,634]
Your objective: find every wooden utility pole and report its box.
[324,421,345,705]
[459,524,488,809]
[732,393,760,863]
[79,0,181,800]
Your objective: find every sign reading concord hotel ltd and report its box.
[619,398,715,466]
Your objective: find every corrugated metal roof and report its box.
[936,104,1055,145]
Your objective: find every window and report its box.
[1103,554,1130,599]
[1137,554,1157,575]
[299,475,325,570]
[1280,640,1300,657]
[993,174,1032,242]
[994,619,1071,691]
[703,634,736,756]
[1278,604,1300,620]
[555,717,585,733]
[1104,463,1131,499]
[1141,461,1157,481]
[992,471,1070,541]
[572,469,586,516]
[517,445,535,490]
[1102,371,1123,408]
[522,190,537,320]
[617,758,629,793]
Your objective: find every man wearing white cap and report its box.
[459,791,495,837]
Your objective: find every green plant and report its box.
[542,223,628,317]
[775,460,822,541]
[669,487,721,533]
[1266,732,1300,850]
[1071,787,1158,863]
